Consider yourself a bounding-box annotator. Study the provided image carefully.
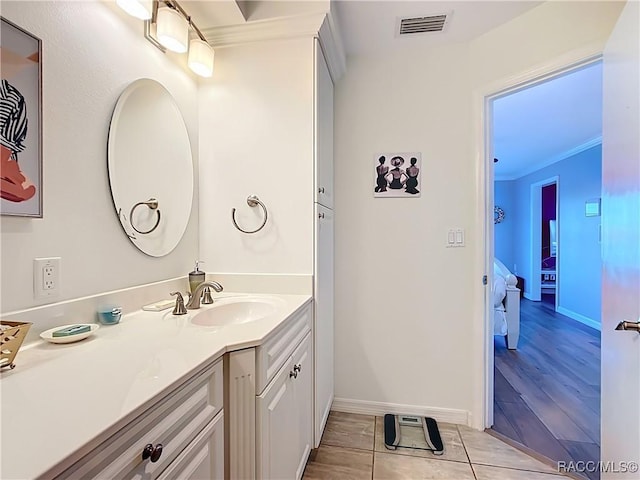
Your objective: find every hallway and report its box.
[493,298,601,480]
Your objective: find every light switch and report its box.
[447,228,466,247]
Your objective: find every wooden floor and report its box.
[493,296,601,480]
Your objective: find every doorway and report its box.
[530,177,559,310]
[540,181,557,310]
[488,60,603,476]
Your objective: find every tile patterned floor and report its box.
[303,412,570,479]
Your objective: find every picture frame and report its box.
[1,17,43,217]
[373,152,422,198]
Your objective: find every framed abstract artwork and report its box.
[1,17,42,217]
[373,152,422,198]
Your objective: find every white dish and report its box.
[40,324,100,344]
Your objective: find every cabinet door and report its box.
[157,412,224,480]
[291,334,313,479]
[257,333,313,480]
[256,356,298,480]
[315,39,334,209]
[314,203,334,447]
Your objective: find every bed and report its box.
[493,258,521,350]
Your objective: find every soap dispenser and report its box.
[189,261,205,294]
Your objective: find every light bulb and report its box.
[188,39,214,77]
[156,7,188,53]
[116,0,152,20]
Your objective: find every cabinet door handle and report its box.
[318,212,325,219]
[142,444,154,461]
[142,443,163,462]
[293,364,301,373]
[150,443,163,463]
[318,187,325,194]
[289,369,298,379]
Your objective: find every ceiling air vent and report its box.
[398,14,448,35]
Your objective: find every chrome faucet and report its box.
[170,291,188,315]
[185,281,224,309]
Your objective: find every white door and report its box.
[292,334,313,479]
[601,2,640,478]
[256,357,297,480]
[314,203,334,446]
[315,39,334,209]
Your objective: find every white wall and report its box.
[334,42,476,413]
[0,1,199,313]
[494,181,516,272]
[198,38,315,275]
[334,1,623,424]
[468,1,624,86]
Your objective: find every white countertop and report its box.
[0,292,311,480]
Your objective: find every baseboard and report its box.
[331,398,470,426]
[556,306,601,331]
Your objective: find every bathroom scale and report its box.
[383,414,444,455]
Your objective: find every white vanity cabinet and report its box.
[257,333,312,480]
[0,295,314,480]
[227,303,313,480]
[54,358,224,480]
[156,411,224,480]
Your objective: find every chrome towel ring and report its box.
[129,198,161,235]
[232,195,268,234]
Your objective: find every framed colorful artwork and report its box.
[1,17,42,217]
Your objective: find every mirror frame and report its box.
[107,78,194,257]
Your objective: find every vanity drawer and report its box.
[255,304,311,395]
[56,358,223,480]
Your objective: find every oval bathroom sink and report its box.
[190,297,281,327]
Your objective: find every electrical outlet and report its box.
[34,257,61,299]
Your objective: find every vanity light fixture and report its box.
[156,5,189,53]
[118,0,215,78]
[188,39,215,78]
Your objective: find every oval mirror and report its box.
[108,79,193,257]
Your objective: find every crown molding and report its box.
[202,13,325,48]
[318,12,346,82]
[202,11,346,82]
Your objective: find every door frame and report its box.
[475,51,603,429]
[530,177,559,309]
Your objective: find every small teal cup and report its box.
[97,305,122,325]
